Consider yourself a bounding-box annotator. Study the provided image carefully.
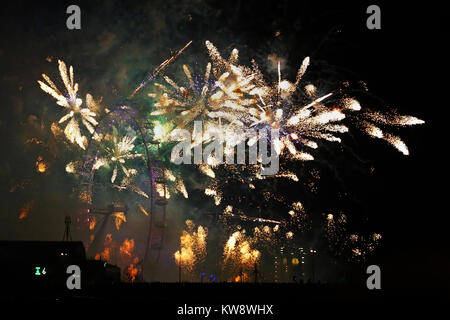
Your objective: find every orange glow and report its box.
[112,212,127,230]
[232,272,249,282]
[26,138,43,145]
[36,156,47,173]
[119,239,140,282]
[126,257,140,282]
[19,201,33,219]
[119,238,135,257]
[138,204,149,216]
[95,234,113,262]
[95,247,111,261]
[89,217,96,230]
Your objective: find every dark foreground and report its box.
[0,241,447,316]
[1,282,447,317]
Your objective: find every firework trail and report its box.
[131,41,193,97]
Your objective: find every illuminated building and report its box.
[273,246,318,282]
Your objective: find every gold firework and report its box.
[174,220,208,277]
[222,230,260,281]
[149,41,258,137]
[93,128,143,183]
[38,60,99,149]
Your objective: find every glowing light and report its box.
[138,204,149,216]
[119,238,135,257]
[88,217,96,230]
[112,212,127,230]
[343,98,361,111]
[19,201,33,220]
[36,156,47,173]
[95,234,114,262]
[65,162,76,173]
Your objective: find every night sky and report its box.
[0,0,448,290]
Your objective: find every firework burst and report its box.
[174,220,208,277]
[38,60,99,149]
[93,127,143,184]
[222,230,260,281]
[149,41,260,138]
[236,56,424,161]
